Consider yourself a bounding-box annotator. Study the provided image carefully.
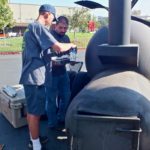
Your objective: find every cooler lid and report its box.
[1,85,25,104]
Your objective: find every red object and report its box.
[88,20,95,32]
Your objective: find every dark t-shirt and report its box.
[50,30,70,76]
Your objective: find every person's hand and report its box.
[53,42,77,53]
[71,44,77,49]
[55,49,61,54]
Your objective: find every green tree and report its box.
[91,15,101,30]
[0,0,8,5]
[0,3,14,34]
[67,8,90,39]
[78,11,91,32]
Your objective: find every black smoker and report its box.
[66,0,150,150]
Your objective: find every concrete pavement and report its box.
[0,54,21,88]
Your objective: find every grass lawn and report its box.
[0,37,23,52]
[0,32,94,52]
[68,32,94,49]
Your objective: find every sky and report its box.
[9,0,150,17]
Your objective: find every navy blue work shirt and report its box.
[19,21,57,85]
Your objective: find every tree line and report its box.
[0,0,14,31]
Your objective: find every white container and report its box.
[0,85,27,128]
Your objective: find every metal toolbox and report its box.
[0,85,27,128]
[72,114,141,150]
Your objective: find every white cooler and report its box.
[0,85,27,128]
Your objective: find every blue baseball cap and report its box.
[39,4,57,21]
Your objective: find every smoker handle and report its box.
[116,128,142,133]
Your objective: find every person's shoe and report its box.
[48,125,66,133]
[62,128,67,133]
[28,136,48,149]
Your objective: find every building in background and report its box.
[8,3,75,34]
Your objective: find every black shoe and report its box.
[28,136,48,149]
[48,125,66,132]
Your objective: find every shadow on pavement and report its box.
[0,114,69,150]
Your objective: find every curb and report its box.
[0,52,21,55]
[0,49,85,55]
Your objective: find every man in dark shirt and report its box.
[46,16,71,129]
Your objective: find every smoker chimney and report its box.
[97,0,139,67]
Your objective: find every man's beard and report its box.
[58,32,65,37]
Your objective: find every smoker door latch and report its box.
[116,128,142,133]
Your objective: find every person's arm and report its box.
[31,24,76,53]
[52,42,76,53]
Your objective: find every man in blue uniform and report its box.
[19,4,76,150]
[46,16,71,129]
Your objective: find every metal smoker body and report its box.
[66,0,150,150]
